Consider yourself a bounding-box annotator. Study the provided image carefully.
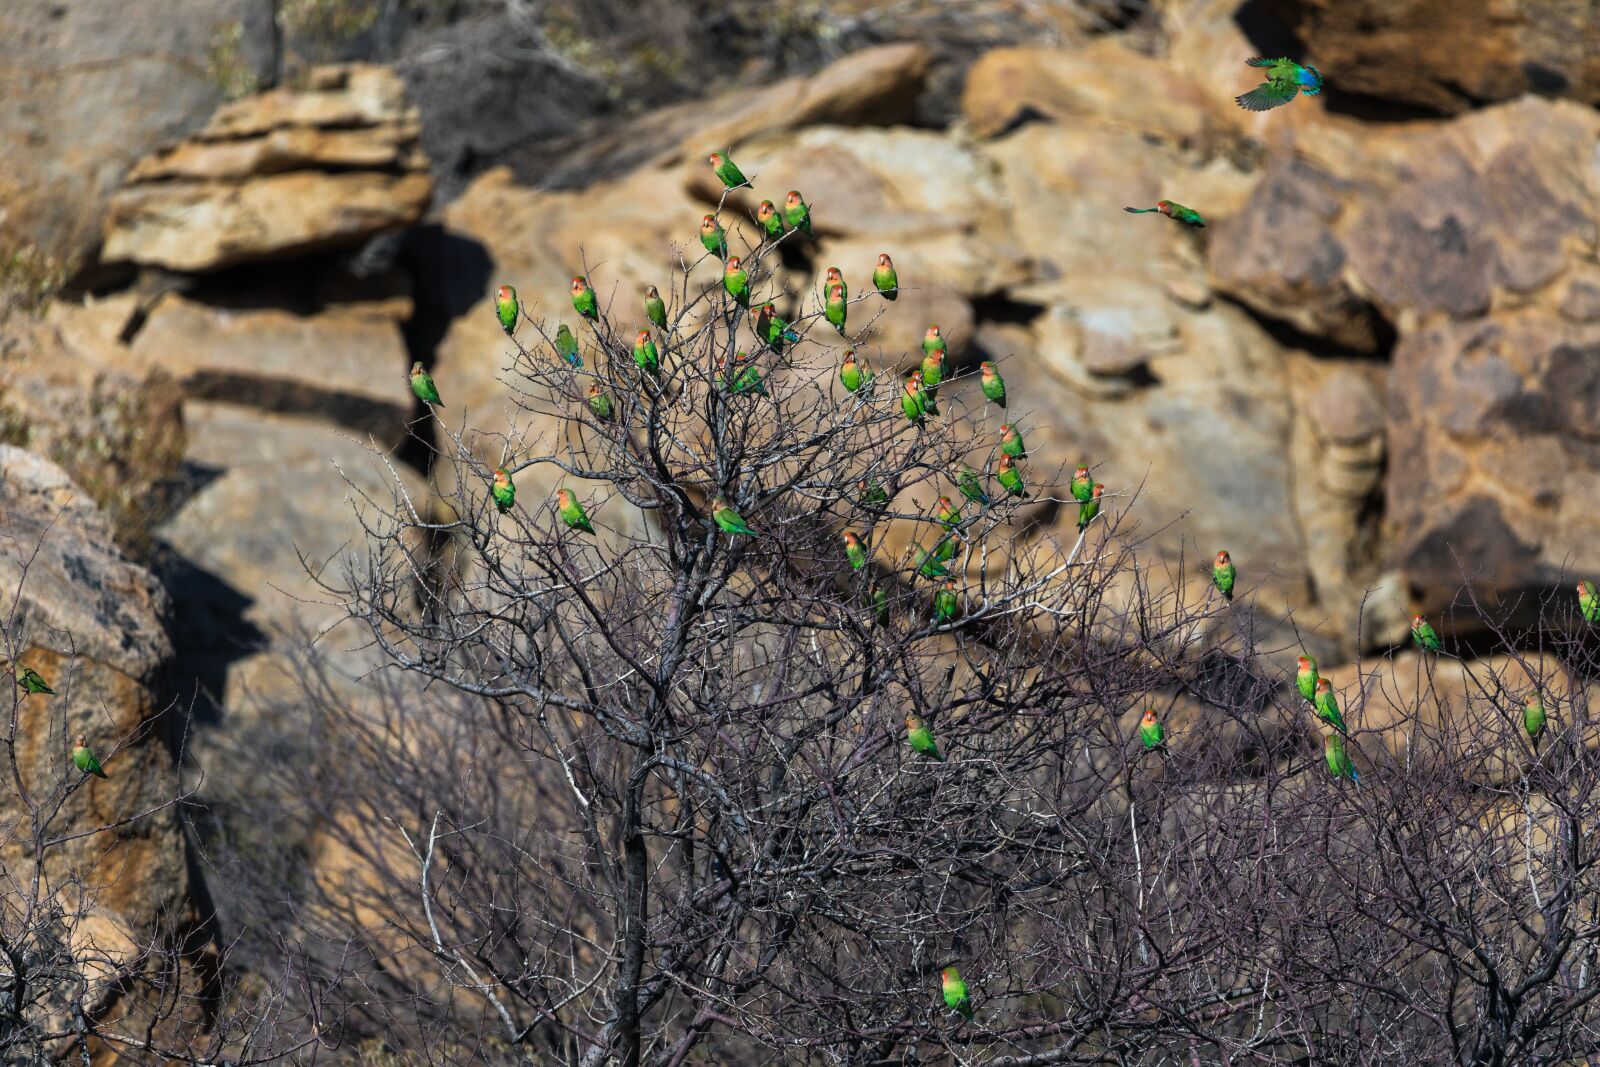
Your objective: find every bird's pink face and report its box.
[842,351,856,364]
[941,966,957,981]
[926,325,941,339]
[645,285,658,298]
[571,276,586,292]
[411,362,424,375]
[636,330,650,345]
[1091,484,1104,499]
[878,253,892,268]
[1142,711,1157,726]
[980,361,994,374]
[1412,614,1425,626]
[557,490,571,506]
[75,734,86,747]
[496,285,513,302]
[758,201,775,217]
[1156,200,1172,211]
[726,256,742,270]
[1581,581,1592,595]
[701,214,717,229]
[826,267,842,282]
[1316,678,1331,692]
[828,282,844,299]
[909,370,923,384]
[843,532,858,546]
[708,152,723,167]
[1073,467,1089,481]
[1216,551,1230,565]
[1297,656,1311,671]
[786,191,802,207]
[939,497,953,509]
[589,383,601,396]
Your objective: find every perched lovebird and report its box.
[708,150,751,190]
[915,547,951,579]
[1235,57,1323,112]
[1324,731,1358,783]
[72,734,107,779]
[957,465,990,506]
[919,350,944,413]
[824,266,848,303]
[632,330,660,377]
[859,479,889,508]
[843,531,868,571]
[997,453,1028,499]
[940,966,972,1018]
[756,200,785,241]
[555,324,581,367]
[410,362,443,406]
[571,275,598,320]
[933,582,959,624]
[1296,655,1318,704]
[556,488,594,535]
[906,714,944,761]
[933,532,962,563]
[873,253,898,300]
[1070,466,1093,503]
[1077,483,1103,530]
[840,350,872,393]
[1212,550,1236,601]
[825,282,848,335]
[644,285,667,330]
[730,351,767,395]
[1411,614,1443,654]
[784,190,813,236]
[700,214,729,260]
[1313,678,1347,734]
[712,497,755,536]
[1124,200,1206,228]
[13,666,52,695]
[755,303,799,351]
[935,496,962,527]
[922,324,948,361]
[588,383,613,420]
[723,256,750,307]
[980,362,1007,408]
[1138,709,1165,750]
[1580,580,1600,623]
[492,468,516,514]
[869,584,890,626]
[1525,694,1548,747]
[902,371,930,425]
[495,284,518,336]
[999,424,1026,460]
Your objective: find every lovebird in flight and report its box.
[1236,57,1323,111]
[1124,201,1206,227]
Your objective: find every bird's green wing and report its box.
[1236,78,1300,111]
[1245,56,1289,67]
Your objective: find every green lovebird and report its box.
[906,714,944,761]
[1070,466,1093,503]
[922,324,948,361]
[859,479,889,508]
[410,362,443,406]
[824,266,848,304]
[1212,549,1236,601]
[708,150,750,190]
[700,214,729,260]
[723,256,750,308]
[933,531,962,563]
[555,324,581,367]
[557,488,595,535]
[1580,580,1600,623]
[756,200,786,241]
[712,497,755,536]
[755,303,799,351]
[1139,709,1165,750]
[783,190,813,236]
[72,734,107,779]
[935,496,962,527]
[492,468,516,514]
[1525,694,1548,746]
[588,383,613,420]
[825,282,848,335]
[1296,655,1318,704]
[999,424,1026,460]
[495,284,519,336]
[869,584,890,626]
[1313,678,1347,734]
[1235,57,1324,112]
[843,531,868,571]
[1076,483,1103,530]
[933,580,959,623]
[940,966,972,1018]
[1411,614,1443,653]
[840,350,873,393]
[873,253,898,300]
[1124,200,1206,228]
[571,275,598,320]
[919,349,944,414]
[980,362,1007,408]
[915,547,951,580]
[644,285,667,330]
[997,453,1028,499]
[902,371,930,425]
[736,356,768,395]
[957,464,991,506]
[633,330,661,377]
[1324,731,1358,783]
[14,666,53,695]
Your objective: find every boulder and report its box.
[102,65,432,272]
[0,0,276,266]
[130,293,414,441]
